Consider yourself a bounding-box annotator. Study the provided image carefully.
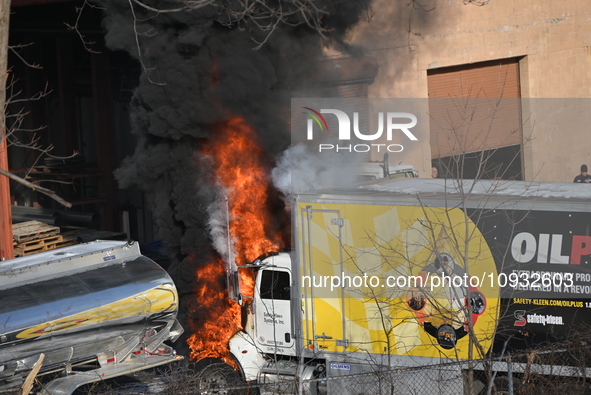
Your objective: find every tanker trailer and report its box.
[0,240,183,394]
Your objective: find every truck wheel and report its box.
[193,358,247,395]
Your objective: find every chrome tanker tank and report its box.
[0,240,184,394]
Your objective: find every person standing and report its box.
[573,164,591,183]
[432,166,439,178]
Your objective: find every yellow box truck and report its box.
[226,178,591,394]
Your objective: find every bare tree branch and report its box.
[130,0,214,13]
[8,43,42,69]
[0,168,72,208]
[127,0,166,86]
[64,0,101,54]
[3,72,77,206]
[464,0,489,5]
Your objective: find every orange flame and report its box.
[187,257,242,365]
[187,115,282,363]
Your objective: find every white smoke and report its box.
[206,185,237,271]
[272,143,364,195]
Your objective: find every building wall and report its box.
[345,0,591,182]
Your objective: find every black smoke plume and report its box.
[94,0,372,356]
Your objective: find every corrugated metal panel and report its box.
[428,58,522,158]
[335,83,368,98]
[292,83,369,139]
[302,84,369,134]
[316,57,378,85]
[300,83,368,99]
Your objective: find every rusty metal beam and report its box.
[0,133,12,260]
[91,40,117,231]
[1,0,14,260]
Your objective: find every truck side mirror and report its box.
[227,270,241,303]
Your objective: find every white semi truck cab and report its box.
[229,253,305,384]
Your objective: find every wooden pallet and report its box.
[12,220,60,243]
[14,234,78,257]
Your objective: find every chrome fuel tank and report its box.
[0,240,182,390]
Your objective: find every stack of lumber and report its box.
[12,220,78,257]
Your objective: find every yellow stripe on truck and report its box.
[17,285,177,339]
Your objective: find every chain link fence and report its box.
[78,338,591,394]
[180,361,474,394]
[184,348,591,395]
[302,363,465,395]
[161,362,467,395]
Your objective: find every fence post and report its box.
[507,356,514,395]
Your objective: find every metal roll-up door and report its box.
[428,58,522,160]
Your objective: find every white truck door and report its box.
[254,267,295,355]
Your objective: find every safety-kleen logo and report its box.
[514,310,527,326]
